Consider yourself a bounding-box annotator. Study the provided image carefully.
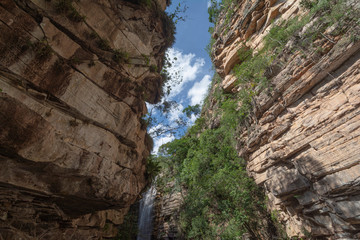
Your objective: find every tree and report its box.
[208,0,221,23]
[144,101,201,138]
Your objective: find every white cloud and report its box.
[165,48,205,98]
[188,74,212,105]
[207,0,211,8]
[145,49,211,154]
[169,103,184,121]
[189,113,198,125]
[148,123,164,137]
[152,134,175,155]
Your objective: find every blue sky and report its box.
[149,0,214,153]
[170,0,213,63]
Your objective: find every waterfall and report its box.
[137,184,157,240]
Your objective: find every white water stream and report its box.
[137,184,157,240]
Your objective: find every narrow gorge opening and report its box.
[140,0,360,239]
[0,0,359,239]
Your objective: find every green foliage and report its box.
[149,64,158,72]
[207,0,240,24]
[351,34,360,43]
[67,7,85,22]
[88,60,95,67]
[205,27,216,58]
[205,35,216,58]
[91,32,135,65]
[161,11,177,48]
[234,49,272,86]
[69,56,82,65]
[167,2,188,24]
[103,223,110,231]
[308,0,331,13]
[141,49,193,139]
[264,16,309,53]
[115,203,139,239]
[146,155,161,181]
[154,103,267,239]
[94,36,133,65]
[96,37,111,51]
[300,0,315,10]
[121,1,184,49]
[88,31,98,40]
[186,117,205,136]
[54,0,85,22]
[163,2,188,48]
[31,39,52,60]
[225,47,273,121]
[302,0,358,36]
[176,1,360,239]
[150,1,358,238]
[237,46,252,62]
[68,119,79,127]
[260,0,359,72]
[142,54,150,66]
[145,100,200,138]
[54,0,74,13]
[53,59,67,73]
[271,210,279,223]
[207,0,221,23]
[212,73,223,101]
[229,0,359,125]
[182,104,201,118]
[113,50,130,64]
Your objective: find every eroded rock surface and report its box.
[0,0,170,238]
[211,0,360,238]
[152,182,184,239]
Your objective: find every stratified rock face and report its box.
[212,0,360,239]
[152,182,184,239]
[0,0,169,238]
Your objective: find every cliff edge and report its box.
[210,0,360,238]
[0,0,170,238]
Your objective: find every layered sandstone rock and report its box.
[152,182,184,240]
[0,0,169,238]
[211,0,360,239]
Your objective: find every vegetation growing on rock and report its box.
[152,0,360,239]
[0,0,178,238]
[153,114,275,239]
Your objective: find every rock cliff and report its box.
[0,0,170,238]
[152,181,184,239]
[210,0,360,238]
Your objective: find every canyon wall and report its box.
[210,0,360,239]
[0,0,170,238]
[152,181,184,239]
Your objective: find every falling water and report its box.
[137,184,157,240]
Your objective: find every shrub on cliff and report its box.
[54,0,85,22]
[161,2,187,48]
[153,0,360,239]
[207,0,241,24]
[153,101,269,239]
[161,12,176,48]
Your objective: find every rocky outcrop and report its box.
[211,0,360,239]
[0,0,170,238]
[152,182,184,240]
